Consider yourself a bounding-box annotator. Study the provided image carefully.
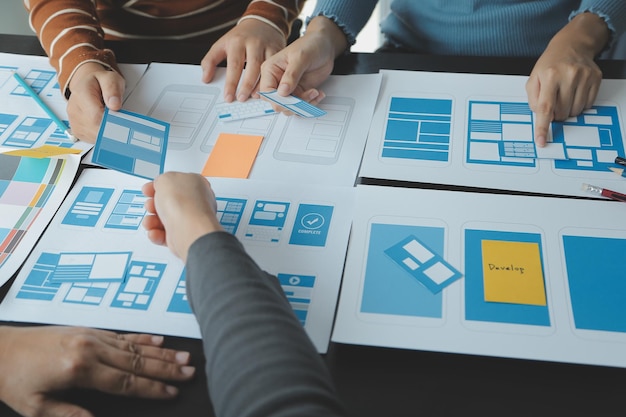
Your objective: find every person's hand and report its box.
[526,12,609,147]
[142,172,223,262]
[201,19,287,102]
[66,62,125,143]
[258,16,349,111]
[0,325,195,417]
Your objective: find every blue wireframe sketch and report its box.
[64,282,109,306]
[563,235,626,333]
[382,96,453,161]
[464,229,550,326]
[110,260,165,310]
[553,105,625,172]
[104,190,147,230]
[362,224,444,318]
[245,200,290,243]
[50,251,132,283]
[467,101,539,167]
[62,186,114,227]
[278,274,315,325]
[16,252,62,301]
[289,204,333,247]
[92,108,169,180]
[385,235,463,294]
[11,69,55,96]
[216,197,247,234]
[167,270,192,314]
[45,122,74,148]
[3,116,52,148]
[0,113,18,137]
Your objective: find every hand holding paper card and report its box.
[92,108,169,180]
[259,90,327,118]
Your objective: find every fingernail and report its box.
[308,90,320,101]
[237,94,247,102]
[278,83,290,95]
[537,135,546,147]
[224,93,234,103]
[107,96,121,108]
[181,366,196,376]
[166,385,179,396]
[175,351,190,364]
[151,335,164,345]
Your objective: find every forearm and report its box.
[311,0,377,46]
[553,11,610,57]
[186,232,345,417]
[240,0,307,40]
[25,0,119,96]
[304,16,350,58]
[0,326,13,399]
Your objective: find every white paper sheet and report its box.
[333,184,626,368]
[121,63,382,186]
[0,168,354,353]
[359,69,626,198]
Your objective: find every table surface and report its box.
[1,34,626,417]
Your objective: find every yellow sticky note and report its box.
[4,145,81,159]
[202,133,263,178]
[482,240,546,306]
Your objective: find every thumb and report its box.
[98,71,125,110]
[35,398,94,417]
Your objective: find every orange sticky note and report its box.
[202,133,263,178]
[4,145,81,159]
[482,240,547,306]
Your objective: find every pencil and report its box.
[615,156,626,167]
[582,183,626,202]
[609,167,626,178]
[12,71,76,142]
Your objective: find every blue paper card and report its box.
[50,251,132,283]
[385,235,463,294]
[258,90,326,118]
[93,108,169,179]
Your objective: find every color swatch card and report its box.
[0,152,80,284]
[334,184,626,368]
[259,90,327,118]
[92,108,169,180]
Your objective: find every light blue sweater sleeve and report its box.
[309,0,378,45]
[573,0,626,45]
[308,1,626,57]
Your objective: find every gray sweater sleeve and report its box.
[185,231,346,417]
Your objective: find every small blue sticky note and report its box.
[385,235,463,294]
[93,108,169,179]
[258,91,326,118]
[289,204,334,247]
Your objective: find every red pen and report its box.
[582,183,626,202]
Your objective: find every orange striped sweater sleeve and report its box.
[23,1,306,98]
[24,0,120,98]
[241,0,306,38]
